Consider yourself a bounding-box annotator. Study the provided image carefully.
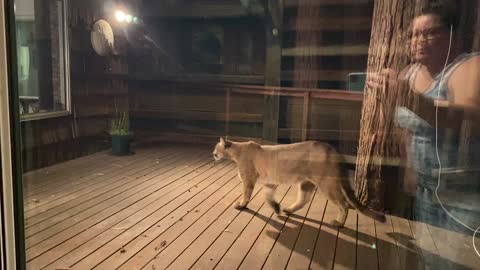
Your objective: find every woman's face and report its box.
[411,15,450,64]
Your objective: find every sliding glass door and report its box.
[1,0,26,269]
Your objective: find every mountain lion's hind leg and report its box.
[265,184,280,214]
[283,181,315,215]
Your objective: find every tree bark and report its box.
[354,0,419,209]
[262,0,283,144]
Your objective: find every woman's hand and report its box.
[365,68,402,90]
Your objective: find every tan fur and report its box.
[213,138,386,227]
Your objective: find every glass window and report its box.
[2,0,480,269]
[15,0,70,119]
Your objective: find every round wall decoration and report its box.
[91,19,114,56]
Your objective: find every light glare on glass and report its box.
[115,10,126,22]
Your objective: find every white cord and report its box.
[434,24,480,258]
[475,226,480,257]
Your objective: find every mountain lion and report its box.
[212,137,386,227]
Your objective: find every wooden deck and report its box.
[22,143,480,270]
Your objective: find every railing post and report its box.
[225,87,231,135]
[301,91,310,141]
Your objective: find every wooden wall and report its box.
[128,0,365,153]
[280,94,361,153]
[276,0,373,144]
[128,0,268,143]
[129,80,362,155]
[129,81,265,143]
[281,0,373,89]
[21,0,132,171]
[134,0,265,82]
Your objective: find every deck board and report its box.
[24,147,186,211]
[189,187,288,270]
[27,150,212,268]
[140,178,243,270]
[238,186,302,270]
[163,185,264,270]
[47,162,237,270]
[261,191,315,270]
[26,150,210,249]
[409,220,439,269]
[23,149,108,186]
[22,144,480,270]
[24,148,183,234]
[310,200,340,270]
[114,167,241,270]
[427,224,480,269]
[92,165,241,269]
[285,192,328,270]
[23,147,154,203]
[390,216,422,270]
[356,212,379,270]
[333,211,358,270]
[375,216,401,270]
[23,147,163,212]
[212,185,292,269]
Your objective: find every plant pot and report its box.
[111,134,133,156]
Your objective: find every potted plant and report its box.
[109,111,133,156]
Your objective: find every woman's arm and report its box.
[409,56,480,134]
[407,91,464,131]
[366,62,480,134]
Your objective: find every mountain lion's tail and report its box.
[339,158,386,223]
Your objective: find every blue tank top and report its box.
[395,53,480,182]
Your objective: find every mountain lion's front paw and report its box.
[234,201,247,210]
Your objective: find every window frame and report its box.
[19,0,71,122]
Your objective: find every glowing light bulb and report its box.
[115,11,126,22]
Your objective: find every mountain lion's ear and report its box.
[219,137,225,145]
[225,139,232,148]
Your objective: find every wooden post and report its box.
[354,0,418,209]
[301,91,310,141]
[262,0,283,144]
[225,87,231,135]
[292,0,321,143]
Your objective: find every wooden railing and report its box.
[224,84,363,142]
[130,79,363,148]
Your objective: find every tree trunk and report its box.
[262,0,283,144]
[354,0,419,209]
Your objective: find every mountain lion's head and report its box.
[212,137,232,161]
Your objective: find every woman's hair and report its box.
[418,1,459,31]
